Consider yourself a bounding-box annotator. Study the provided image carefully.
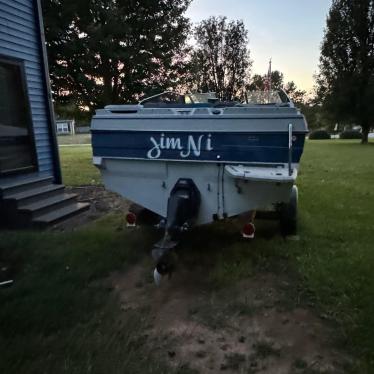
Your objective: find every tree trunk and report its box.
[361,125,369,144]
[103,73,113,104]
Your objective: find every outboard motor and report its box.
[152,179,200,284]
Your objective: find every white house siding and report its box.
[0,0,54,175]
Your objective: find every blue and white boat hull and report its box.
[91,105,307,225]
[93,157,299,224]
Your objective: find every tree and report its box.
[42,0,191,112]
[247,72,306,105]
[284,81,306,106]
[247,70,284,91]
[188,16,251,101]
[317,0,374,143]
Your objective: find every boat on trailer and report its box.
[91,91,308,282]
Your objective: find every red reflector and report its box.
[126,212,136,225]
[242,222,255,237]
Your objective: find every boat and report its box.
[91,90,308,281]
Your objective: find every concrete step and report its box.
[0,175,53,198]
[18,193,78,218]
[32,202,90,228]
[5,184,65,207]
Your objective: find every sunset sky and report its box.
[187,0,332,93]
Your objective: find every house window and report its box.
[0,57,36,175]
[57,122,70,134]
[61,123,69,133]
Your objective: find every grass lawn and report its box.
[59,145,101,186]
[295,140,374,369]
[0,140,373,373]
[57,134,91,145]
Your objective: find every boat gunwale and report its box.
[92,114,305,120]
[93,155,299,167]
[91,128,309,134]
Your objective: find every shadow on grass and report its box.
[0,214,183,374]
[176,218,292,289]
[0,212,305,374]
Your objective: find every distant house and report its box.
[0,0,88,228]
[56,120,75,135]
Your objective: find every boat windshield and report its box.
[186,92,217,104]
[140,90,290,107]
[140,91,218,106]
[246,90,290,105]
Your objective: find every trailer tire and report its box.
[280,185,298,236]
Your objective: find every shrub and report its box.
[340,130,362,139]
[309,130,331,140]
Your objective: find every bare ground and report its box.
[111,263,351,374]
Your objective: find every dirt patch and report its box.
[110,263,351,374]
[51,186,130,231]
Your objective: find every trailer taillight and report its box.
[126,212,137,226]
[242,222,255,239]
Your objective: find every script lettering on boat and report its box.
[147,133,213,159]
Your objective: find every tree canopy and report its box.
[187,16,251,101]
[284,81,307,107]
[247,71,306,106]
[317,0,374,143]
[248,70,284,92]
[42,3,314,124]
[42,0,191,112]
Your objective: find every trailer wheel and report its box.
[280,185,298,236]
